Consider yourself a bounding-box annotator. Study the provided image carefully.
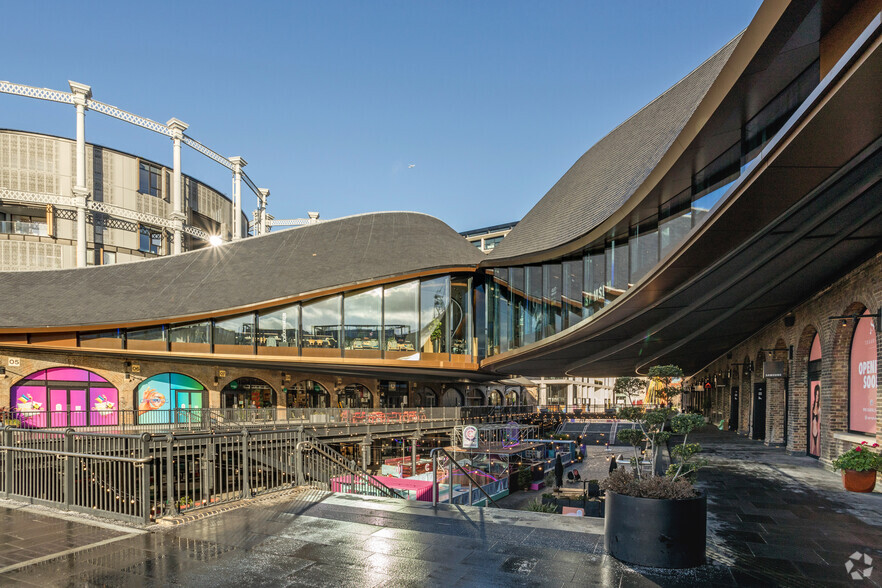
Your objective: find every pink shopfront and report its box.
[11,367,118,428]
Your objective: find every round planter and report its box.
[841,469,877,493]
[604,490,706,569]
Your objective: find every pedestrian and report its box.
[554,454,564,489]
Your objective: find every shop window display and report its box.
[135,373,204,425]
[11,368,118,428]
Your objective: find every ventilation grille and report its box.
[0,240,63,270]
[0,133,60,194]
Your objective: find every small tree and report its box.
[666,413,708,482]
[647,365,684,405]
[613,377,646,406]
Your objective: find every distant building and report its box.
[459,221,517,253]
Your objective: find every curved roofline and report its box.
[483,0,791,266]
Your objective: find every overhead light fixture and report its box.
[209,235,223,247]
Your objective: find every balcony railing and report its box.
[0,220,48,236]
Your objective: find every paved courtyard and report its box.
[0,431,878,587]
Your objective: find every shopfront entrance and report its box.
[729,387,739,431]
[752,383,766,441]
[222,377,276,409]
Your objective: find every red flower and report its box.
[861,441,868,445]
[856,446,862,452]
[873,443,880,448]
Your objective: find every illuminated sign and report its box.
[462,425,479,449]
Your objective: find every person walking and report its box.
[554,454,564,489]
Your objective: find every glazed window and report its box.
[138,162,162,197]
[139,225,162,255]
[257,304,299,355]
[343,287,382,358]
[301,295,342,357]
[383,281,419,359]
[214,313,255,355]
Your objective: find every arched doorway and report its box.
[222,377,276,409]
[752,351,766,441]
[505,389,519,406]
[441,387,463,407]
[849,309,877,435]
[379,381,409,408]
[466,387,485,407]
[808,332,822,457]
[136,373,205,424]
[287,380,330,408]
[11,367,118,428]
[339,384,373,409]
[488,388,503,406]
[416,386,437,407]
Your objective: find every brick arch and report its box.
[220,376,279,408]
[824,301,869,461]
[790,324,820,453]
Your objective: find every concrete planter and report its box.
[604,490,706,568]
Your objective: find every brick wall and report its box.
[697,251,882,468]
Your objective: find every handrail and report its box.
[0,445,153,464]
[430,447,499,508]
[296,438,407,500]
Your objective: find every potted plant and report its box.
[601,380,709,569]
[832,441,880,493]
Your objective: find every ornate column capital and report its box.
[166,117,189,139]
[68,80,92,107]
[229,155,248,172]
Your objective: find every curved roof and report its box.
[485,34,741,263]
[0,211,484,329]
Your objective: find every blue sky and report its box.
[0,1,761,232]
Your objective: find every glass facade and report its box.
[257,304,299,355]
[214,314,254,355]
[169,321,211,353]
[420,276,449,357]
[301,295,342,357]
[80,274,474,363]
[384,281,419,359]
[343,287,382,358]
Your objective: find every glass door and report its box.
[49,389,68,428]
[69,389,87,427]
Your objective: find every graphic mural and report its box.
[808,334,821,457]
[136,373,204,424]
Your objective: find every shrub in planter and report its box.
[526,498,558,513]
[832,441,880,493]
[601,387,709,569]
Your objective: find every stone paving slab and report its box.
[0,431,880,586]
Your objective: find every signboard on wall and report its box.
[462,425,479,449]
[849,313,877,434]
[764,362,786,378]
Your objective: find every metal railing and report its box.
[12,406,469,435]
[431,447,500,508]
[0,427,153,523]
[296,437,406,499]
[150,428,303,518]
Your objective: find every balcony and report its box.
[0,220,48,237]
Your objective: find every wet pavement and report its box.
[0,430,879,587]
